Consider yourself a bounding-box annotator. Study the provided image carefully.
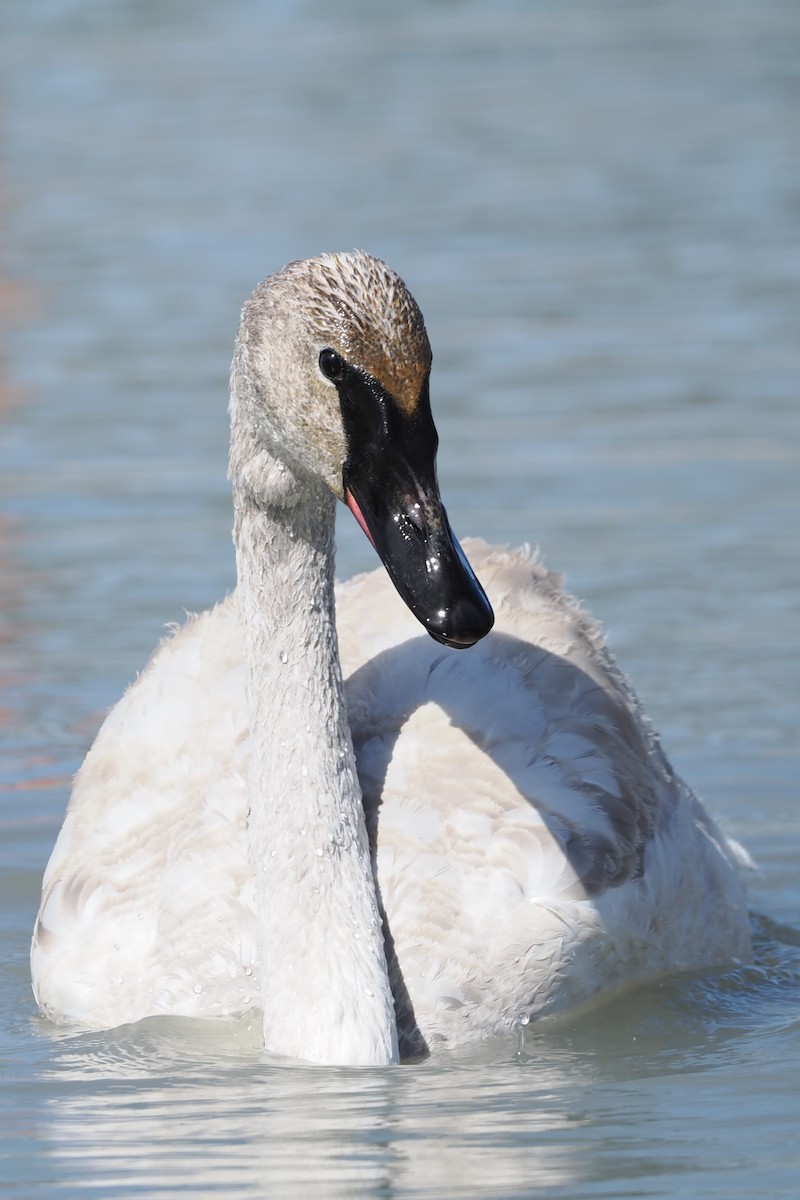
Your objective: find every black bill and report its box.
[338,363,494,650]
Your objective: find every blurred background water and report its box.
[1,0,799,1196]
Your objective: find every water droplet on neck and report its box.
[279,651,288,664]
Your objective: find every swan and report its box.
[31,250,752,1066]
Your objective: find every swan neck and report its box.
[233,482,398,1066]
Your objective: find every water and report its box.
[1,0,799,1195]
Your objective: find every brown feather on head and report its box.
[282,251,432,413]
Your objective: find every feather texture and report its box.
[32,541,751,1052]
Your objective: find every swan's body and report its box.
[32,252,751,1064]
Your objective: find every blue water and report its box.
[1,0,799,1195]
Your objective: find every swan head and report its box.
[231,250,494,649]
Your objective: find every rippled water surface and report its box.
[2,1,799,1196]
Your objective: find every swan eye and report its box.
[319,348,345,383]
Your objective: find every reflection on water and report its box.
[2,0,800,1196]
[31,921,800,1198]
[35,1019,584,1196]
[40,1067,581,1197]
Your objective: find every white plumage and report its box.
[32,252,751,1065]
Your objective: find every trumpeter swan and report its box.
[32,251,751,1065]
